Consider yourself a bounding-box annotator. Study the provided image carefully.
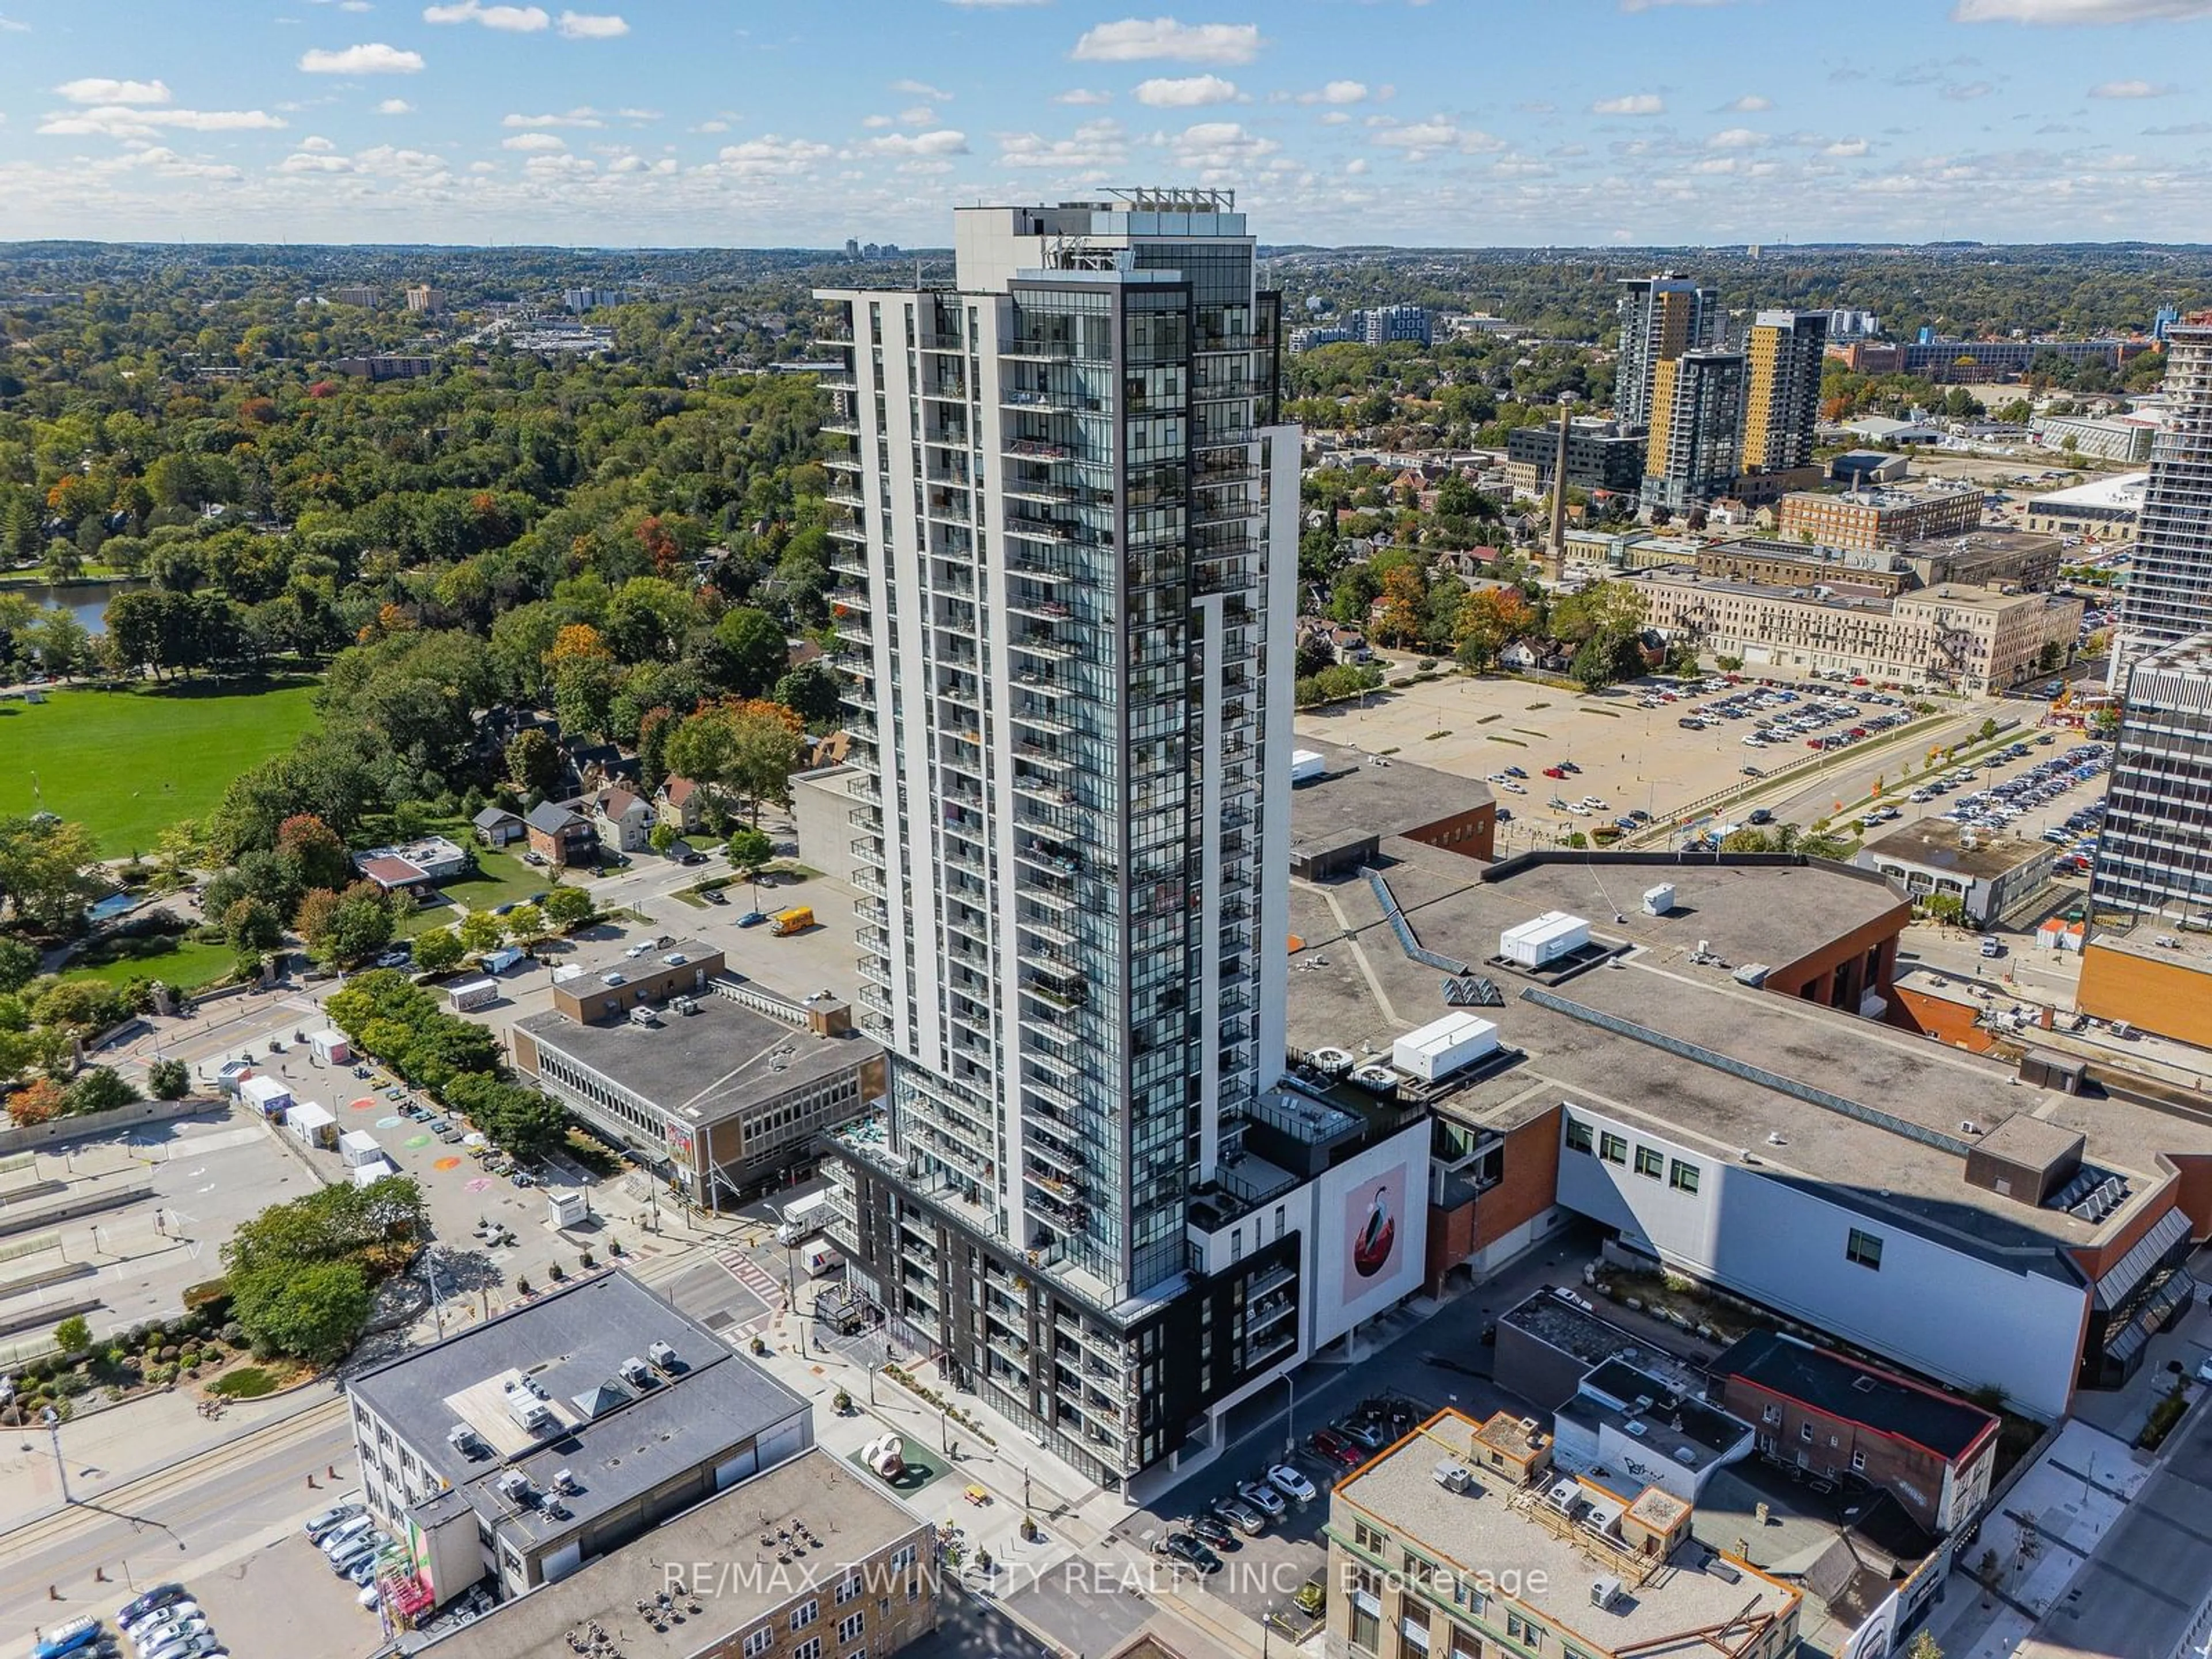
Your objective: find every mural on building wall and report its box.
[1346,1165,1405,1294]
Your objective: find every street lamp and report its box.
[40,1406,71,1506]
[1284,1372,1298,1457]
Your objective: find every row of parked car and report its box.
[31,1582,232,1659]
[1149,1399,1421,1582]
[305,1501,397,1609]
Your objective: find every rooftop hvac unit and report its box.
[495,1471,531,1502]
[620,1357,652,1387]
[648,1339,679,1369]
[1591,1575,1624,1611]
[1642,884,1677,916]
[552,1468,578,1494]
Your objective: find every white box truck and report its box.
[774,1190,833,1245]
[800,1241,843,1277]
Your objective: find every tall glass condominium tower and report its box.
[2113,316,2212,688]
[812,191,1299,1485]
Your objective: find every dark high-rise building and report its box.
[2090,633,2212,923]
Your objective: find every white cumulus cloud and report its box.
[1592,92,1664,115]
[55,77,171,105]
[863,128,969,156]
[1723,94,1772,112]
[1707,126,1766,147]
[557,10,627,36]
[1134,74,1240,106]
[1297,79,1368,104]
[1824,136,1870,156]
[377,98,414,113]
[1056,88,1112,104]
[1368,115,1504,158]
[299,43,425,72]
[502,131,566,150]
[503,107,603,126]
[711,135,831,177]
[39,104,286,137]
[1071,17,1262,65]
[422,1,547,28]
[2090,78,2175,96]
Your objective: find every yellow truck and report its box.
[770,906,815,936]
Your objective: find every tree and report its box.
[505,728,560,794]
[0,937,37,994]
[53,1315,92,1355]
[231,1257,372,1366]
[275,814,352,895]
[504,903,548,947]
[726,825,773,869]
[222,896,283,953]
[1453,586,1536,671]
[7,1077,65,1125]
[65,1067,135,1115]
[445,1073,570,1157]
[146,1058,190,1100]
[711,607,791,699]
[665,699,804,824]
[649,821,678,856]
[456,909,507,956]
[1976,716,2000,743]
[295,882,396,969]
[542,886,593,930]
[0,815,105,935]
[1903,1631,1943,1659]
[773,660,844,726]
[1372,563,1429,648]
[412,928,466,976]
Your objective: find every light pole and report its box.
[1284,1372,1298,1457]
[41,1406,71,1506]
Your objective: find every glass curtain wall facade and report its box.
[2089,635,2212,923]
[2113,319,2212,687]
[810,193,1297,1486]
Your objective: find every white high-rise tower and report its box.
[2112,316,2212,688]
[813,191,1305,1485]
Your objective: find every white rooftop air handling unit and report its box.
[1391,1012,1501,1084]
[1642,883,1676,916]
[1500,911,1591,969]
[1290,749,1327,785]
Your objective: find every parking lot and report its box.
[0,1106,310,1345]
[1899,737,2111,873]
[180,1521,393,1659]
[1297,668,1970,851]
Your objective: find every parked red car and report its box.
[1310,1429,1365,1469]
[1543,766,1568,779]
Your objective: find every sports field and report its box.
[0,680,321,855]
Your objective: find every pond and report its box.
[9,578,147,634]
[87,892,139,922]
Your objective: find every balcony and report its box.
[819,373,858,395]
[916,331,968,354]
[822,418,861,439]
[1003,478,1082,505]
[857,955,893,990]
[823,450,865,474]
[827,518,869,544]
[1002,336,1079,361]
[1005,438,1074,463]
[1005,515,1076,544]
[1010,631,1078,663]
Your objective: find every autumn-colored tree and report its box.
[1372,563,1429,649]
[276,813,352,893]
[1454,586,1537,670]
[547,623,610,666]
[635,514,681,574]
[7,1078,67,1127]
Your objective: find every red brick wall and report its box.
[1718,1378,1965,1532]
[1401,804,1498,864]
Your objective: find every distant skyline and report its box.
[2,1,2211,247]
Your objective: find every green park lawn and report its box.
[394,833,554,939]
[60,934,236,990]
[0,680,321,856]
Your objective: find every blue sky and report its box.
[2,0,2211,246]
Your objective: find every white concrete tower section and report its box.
[816,190,1295,1312]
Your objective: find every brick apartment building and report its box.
[1777,486,1985,552]
[1709,1329,1999,1534]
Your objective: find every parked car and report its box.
[1211,1496,1266,1536]
[303,1505,363,1543]
[737,910,767,927]
[1267,1463,1317,1503]
[118,1588,190,1631]
[1188,1513,1238,1551]
[1294,1580,1327,1617]
[1310,1427,1361,1467]
[1152,1532,1222,1575]
[1337,1418,1386,1450]
[1238,1480,1286,1518]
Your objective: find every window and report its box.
[1762,1403,1781,1425]
[1349,1602,1381,1656]
[1598,1132,1627,1165]
[744,1630,772,1659]
[793,1600,819,1631]
[796,1643,821,1659]
[1851,1449,1867,1472]
[1449,1624,1483,1659]
[838,1612,865,1644]
[1565,1119,1593,1155]
[1800,1423,1815,1444]
[1634,1146,1664,1180]
[1846,1228,1884,1270]
[1669,1160,1700,1194]
[836,1577,862,1605]
[1402,1614,1433,1654]
[1506,1612,1545,1650]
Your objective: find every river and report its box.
[8,578,147,634]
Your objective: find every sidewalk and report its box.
[0,1371,340,1529]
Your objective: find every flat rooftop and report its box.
[1631,569,1899,611]
[2132,630,2212,682]
[1861,818,2048,881]
[417,1448,926,1659]
[1337,1410,1798,1654]
[1563,1358,1749,1473]
[1499,1289,1711,1400]
[1286,846,2212,1262]
[1709,1330,1997,1463]
[349,1271,808,1552]
[2028,471,2148,510]
[1289,737,1491,858]
[518,993,876,1122]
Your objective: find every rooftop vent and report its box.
[648,1339,679,1369]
